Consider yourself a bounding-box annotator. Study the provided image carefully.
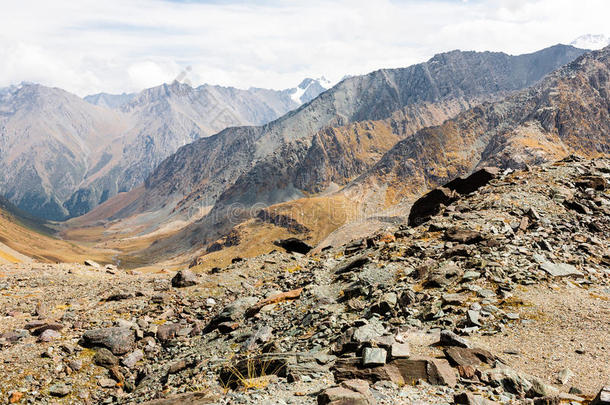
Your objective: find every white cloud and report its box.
[0,0,608,96]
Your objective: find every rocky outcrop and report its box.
[408,167,500,226]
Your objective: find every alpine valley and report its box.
[0,39,609,405]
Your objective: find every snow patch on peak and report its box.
[290,77,332,105]
[570,34,610,50]
[290,84,307,104]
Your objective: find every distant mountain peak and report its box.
[570,34,610,50]
[290,77,332,105]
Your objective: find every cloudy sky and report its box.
[0,0,608,96]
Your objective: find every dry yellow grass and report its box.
[192,194,360,270]
[0,208,111,264]
[0,249,19,263]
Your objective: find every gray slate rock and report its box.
[122,349,144,369]
[439,330,472,348]
[94,348,119,368]
[81,327,135,355]
[362,347,387,367]
[49,383,71,397]
[540,262,582,277]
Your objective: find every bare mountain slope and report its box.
[0,195,107,264]
[76,45,588,265]
[347,45,610,206]
[0,83,131,219]
[169,45,608,266]
[131,45,586,219]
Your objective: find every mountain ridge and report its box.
[0,78,329,219]
[78,44,589,265]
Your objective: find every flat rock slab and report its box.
[444,347,496,367]
[390,342,410,359]
[333,357,456,387]
[362,347,387,366]
[540,262,582,277]
[439,330,471,348]
[318,386,372,405]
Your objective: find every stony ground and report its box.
[0,156,609,405]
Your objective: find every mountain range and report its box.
[59,44,598,267]
[0,78,330,219]
[2,42,610,270]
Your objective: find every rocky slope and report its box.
[1,157,608,404]
[99,45,586,261]
[0,79,328,220]
[347,45,610,208]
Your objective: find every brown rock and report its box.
[454,392,500,405]
[81,327,135,355]
[333,357,457,387]
[157,323,181,343]
[38,329,61,342]
[93,348,119,368]
[333,358,404,385]
[217,321,240,334]
[402,358,457,387]
[245,288,303,318]
[444,347,496,367]
[140,392,216,404]
[9,392,24,403]
[171,269,198,288]
[108,365,124,383]
[445,227,483,244]
[25,321,64,336]
[169,359,188,374]
[575,175,607,191]
[457,365,476,379]
[318,384,373,405]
